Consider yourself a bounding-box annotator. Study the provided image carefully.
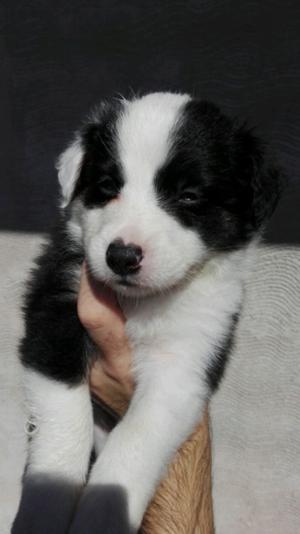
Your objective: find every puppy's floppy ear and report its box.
[56,139,84,208]
[233,126,284,232]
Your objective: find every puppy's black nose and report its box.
[106,239,143,276]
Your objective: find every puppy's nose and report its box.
[106,239,143,276]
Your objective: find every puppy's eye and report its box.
[178,191,199,204]
[97,175,118,194]
[97,175,114,188]
[92,175,120,206]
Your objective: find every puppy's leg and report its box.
[12,369,93,534]
[70,360,206,534]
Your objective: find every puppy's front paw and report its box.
[69,484,137,534]
[11,474,80,534]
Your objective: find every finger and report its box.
[78,262,125,331]
[90,354,133,392]
[89,361,132,415]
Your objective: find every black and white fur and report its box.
[12,92,281,533]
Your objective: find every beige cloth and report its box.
[0,233,299,533]
[211,245,300,534]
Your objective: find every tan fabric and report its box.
[142,412,213,534]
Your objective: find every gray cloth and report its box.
[211,245,300,534]
[0,232,299,533]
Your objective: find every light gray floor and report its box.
[1,232,299,533]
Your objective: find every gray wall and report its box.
[1,1,299,243]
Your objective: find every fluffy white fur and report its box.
[24,370,93,483]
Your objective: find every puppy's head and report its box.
[57,92,281,296]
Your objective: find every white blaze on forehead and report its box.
[116,92,191,186]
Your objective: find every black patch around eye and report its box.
[84,173,122,207]
[156,149,201,198]
[155,152,205,224]
[74,158,124,208]
[154,99,275,252]
[71,104,125,208]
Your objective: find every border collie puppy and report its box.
[13,92,281,534]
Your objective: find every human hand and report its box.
[77,262,134,410]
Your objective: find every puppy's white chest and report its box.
[120,296,172,348]
[118,257,245,359]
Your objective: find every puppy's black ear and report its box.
[56,138,84,208]
[233,126,284,232]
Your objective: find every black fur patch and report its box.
[205,312,239,392]
[155,100,282,251]
[20,219,89,384]
[72,102,125,208]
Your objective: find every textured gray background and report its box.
[1,1,299,242]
